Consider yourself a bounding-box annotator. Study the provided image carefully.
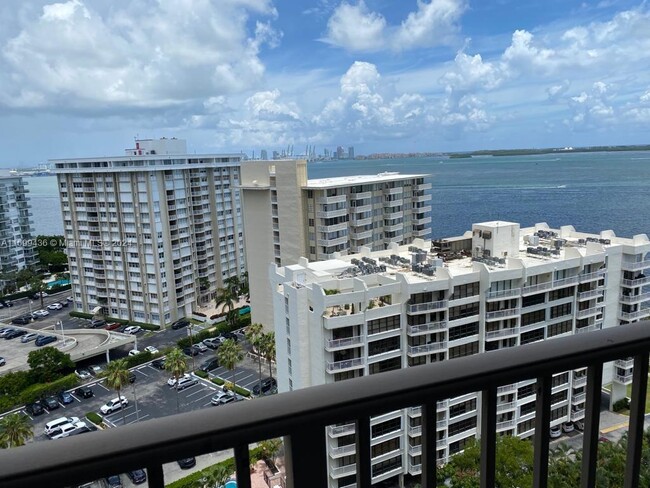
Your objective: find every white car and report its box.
[144,346,159,354]
[47,303,63,311]
[194,342,208,353]
[124,326,142,335]
[21,333,39,343]
[100,396,128,414]
[167,373,191,387]
[550,425,562,439]
[33,309,50,317]
[50,421,87,440]
[176,376,198,391]
[128,349,141,357]
[44,416,80,436]
[202,337,224,349]
[75,369,92,380]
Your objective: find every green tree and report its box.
[192,464,231,488]
[29,278,47,309]
[103,359,130,426]
[258,438,282,463]
[240,271,249,300]
[246,323,265,396]
[27,347,75,383]
[224,275,242,297]
[259,332,276,379]
[0,413,33,448]
[217,339,244,392]
[215,287,237,316]
[165,348,188,413]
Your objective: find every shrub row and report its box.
[165,447,263,488]
[210,377,251,398]
[613,397,630,412]
[18,373,79,405]
[194,370,209,379]
[67,312,159,331]
[85,411,104,427]
[123,351,154,369]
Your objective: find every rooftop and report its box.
[304,171,428,188]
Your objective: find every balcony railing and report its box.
[408,300,448,314]
[2,324,650,488]
[485,308,521,320]
[485,288,521,300]
[408,321,447,335]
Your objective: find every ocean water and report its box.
[26,151,650,238]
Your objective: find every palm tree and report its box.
[214,287,237,316]
[0,413,33,448]
[165,348,188,413]
[192,464,231,488]
[29,278,47,309]
[223,275,242,297]
[217,339,244,393]
[246,323,265,396]
[240,271,250,301]
[103,359,130,426]
[259,332,276,379]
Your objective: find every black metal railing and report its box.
[1,323,650,488]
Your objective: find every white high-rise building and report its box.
[240,159,432,327]
[271,220,650,488]
[0,175,37,287]
[52,139,246,327]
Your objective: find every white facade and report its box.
[52,140,246,327]
[0,176,37,286]
[241,160,432,328]
[271,221,650,488]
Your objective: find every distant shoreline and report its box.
[446,145,650,159]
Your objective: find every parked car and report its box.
[0,357,5,367]
[183,346,200,356]
[210,389,231,405]
[214,393,243,406]
[168,373,191,387]
[0,300,13,307]
[123,325,142,335]
[222,332,238,342]
[0,328,14,338]
[50,421,88,440]
[574,419,585,431]
[44,416,80,436]
[32,309,50,317]
[100,396,128,414]
[126,470,147,485]
[177,458,196,469]
[25,402,45,416]
[103,474,123,488]
[252,377,278,396]
[199,357,220,372]
[144,346,159,354]
[21,332,38,343]
[47,303,63,311]
[202,337,224,349]
[194,342,208,353]
[66,296,74,303]
[90,319,106,328]
[550,425,562,438]
[89,365,103,376]
[4,329,27,339]
[68,424,96,436]
[128,349,141,357]
[104,322,122,331]
[41,395,60,410]
[152,358,166,370]
[171,319,190,330]
[12,315,32,325]
[59,301,69,308]
[32,291,48,299]
[128,371,136,383]
[562,422,575,433]
[35,335,57,347]
[57,390,74,405]
[75,369,92,380]
[176,376,198,391]
[74,386,94,399]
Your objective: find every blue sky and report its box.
[1,0,649,165]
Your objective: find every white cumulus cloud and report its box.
[323,1,386,52]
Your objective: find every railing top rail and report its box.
[2,324,650,487]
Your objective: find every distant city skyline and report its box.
[1,1,649,166]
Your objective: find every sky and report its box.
[1,0,650,165]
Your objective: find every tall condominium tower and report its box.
[0,175,37,288]
[271,221,650,488]
[52,139,245,327]
[240,159,432,327]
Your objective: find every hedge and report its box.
[67,312,160,331]
[165,447,263,488]
[210,378,250,398]
[85,412,104,427]
[123,351,154,369]
[177,329,219,349]
[194,370,209,379]
[19,373,79,405]
[69,311,93,319]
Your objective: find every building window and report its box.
[449,303,479,321]
[371,418,401,438]
[550,303,572,319]
[521,309,545,326]
[450,282,480,299]
[449,342,478,359]
[448,417,477,437]
[369,357,401,375]
[449,322,479,341]
[367,315,400,335]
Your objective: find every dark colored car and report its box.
[90,319,106,329]
[41,395,59,410]
[104,474,122,488]
[171,319,190,330]
[35,335,57,347]
[199,357,220,372]
[57,390,74,405]
[60,301,69,307]
[177,457,196,469]
[74,386,94,399]
[128,371,136,384]
[183,346,200,357]
[4,329,27,339]
[252,377,278,396]
[151,358,166,369]
[11,315,31,325]
[0,300,13,307]
[222,332,238,342]
[25,402,45,416]
[126,469,147,484]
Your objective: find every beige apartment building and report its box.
[52,139,245,327]
[240,159,432,327]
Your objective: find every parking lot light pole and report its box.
[132,381,140,422]
[58,320,66,345]
[188,324,195,372]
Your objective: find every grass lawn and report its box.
[625,375,650,414]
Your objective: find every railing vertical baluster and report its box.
[235,444,252,488]
[145,463,164,488]
[624,353,649,488]
[356,417,372,488]
[533,375,551,488]
[285,427,328,488]
[581,363,603,488]
[480,387,497,488]
[421,402,437,488]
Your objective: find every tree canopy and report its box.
[27,347,74,383]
